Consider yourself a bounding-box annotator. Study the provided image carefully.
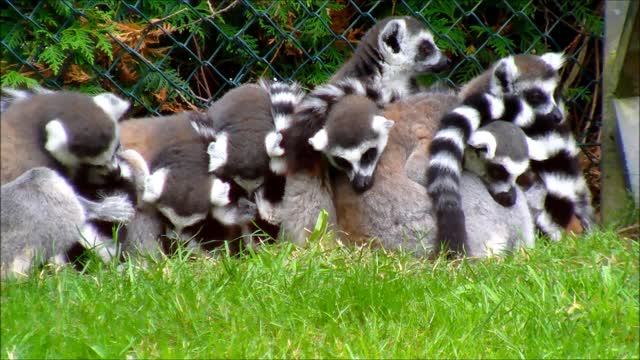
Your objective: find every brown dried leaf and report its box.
[63,64,91,85]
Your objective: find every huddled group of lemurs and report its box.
[0,16,595,279]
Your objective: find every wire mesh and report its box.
[1,0,604,201]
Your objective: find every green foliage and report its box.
[1,0,602,118]
[1,69,39,88]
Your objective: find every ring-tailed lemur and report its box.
[1,89,130,186]
[426,52,593,255]
[464,121,538,207]
[1,167,135,279]
[329,16,450,97]
[332,92,535,257]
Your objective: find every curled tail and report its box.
[426,92,509,256]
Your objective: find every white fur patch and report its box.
[512,100,535,127]
[484,93,506,119]
[269,156,287,175]
[210,178,231,207]
[337,78,367,96]
[93,93,131,122]
[255,188,280,224]
[78,224,115,262]
[539,173,580,201]
[265,131,285,157]
[158,206,206,234]
[233,176,263,194]
[452,106,481,130]
[540,52,566,71]
[526,133,578,160]
[308,129,329,151]
[491,56,519,95]
[468,130,497,159]
[371,115,394,134]
[379,19,407,57]
[44,119,77,167]
[536,212,564,241]
[142,167,168,204]
[207,132,228,172]
[191,121,216,140]
[494,156,530,177]
[433,128,465,152]
[428,152,461,173]
[273,114,292,131]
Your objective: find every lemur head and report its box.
[489,52,566,123]
[40,91,129,168]
[464,121,531,207]
[307,95,394,193]
[370,16,450,76]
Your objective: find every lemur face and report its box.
[466,122,531,207]
[491,52,565,124]
[378,17,450,75]
[308,96,394,193]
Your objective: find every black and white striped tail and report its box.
[524,113,595,239]
[426,92,516,256]
[259,79,305,175]
[295,77,399,125]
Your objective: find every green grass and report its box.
[1,229,638,359]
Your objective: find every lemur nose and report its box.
[352,174,374,193]
[550,106,563,124]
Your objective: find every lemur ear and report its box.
[210,178,231,207]
[491,56,519,95]
[379,19,407,55]
[142,167,168,204]
[540,52,566,71]
[468,130,497,159]
[190,115,216,141]
[372,115,394,134]
[92,93,131,122]
[207,132,228,172]
[526,137,548,161]
[44,119,68,154]
[308,129,329,151]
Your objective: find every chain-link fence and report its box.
[1,0,603,203]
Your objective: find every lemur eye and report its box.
[524,89,547,106]
[333,157,352,171]
[360,148,378,166]
[419,40,434,56]
[487,163,509,181]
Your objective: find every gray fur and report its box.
[1,167,135,279]
[1,90,130,186]
[333,93,535,257]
